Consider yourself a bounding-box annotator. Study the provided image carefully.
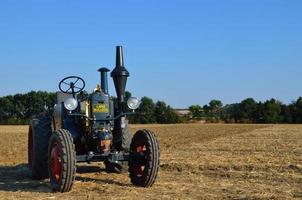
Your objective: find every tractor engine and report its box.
[90,91,114,153]
[88,67,115,153]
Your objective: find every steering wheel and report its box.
[59,76,86,95]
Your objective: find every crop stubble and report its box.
[0,124,301,199]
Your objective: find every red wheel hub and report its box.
[135,144,146,176]
[50,141,62,182]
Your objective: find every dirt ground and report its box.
[0,124,301,200]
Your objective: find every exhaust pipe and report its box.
[98,67,110,94]
[111,46,129,105]
[111,46,130,150]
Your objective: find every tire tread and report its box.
[129,129,160,187]
[48,129,76,192]
[28,113,52,180]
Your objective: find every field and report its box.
[0,124,301,200]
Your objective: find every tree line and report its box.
[0,91,301,124]
[127,96,183,124]
[0,91,182,125]
[189,97,302,123]
[0,91,55,124]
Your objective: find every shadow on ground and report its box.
[76,165,102,174]
[0,164,130,192]
[0,164,50,192]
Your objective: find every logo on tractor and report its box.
[93,103,109,113]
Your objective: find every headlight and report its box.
[64,97,78,111]
[127,97,141,110]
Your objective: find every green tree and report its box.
[201,99,223,121]
[221,104,239,123]
[0,96,14,124]
[290,97,302,123]
[209,99,223,110]
[209,99,223,120]
[154,101,180,123]
[0,91,56,125]
[130,96,156,124]
[238,98,258,123]
[262,98,282,123]
[280,104,292,123]
[188,105,203,119]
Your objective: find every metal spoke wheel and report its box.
[129,129,160,187]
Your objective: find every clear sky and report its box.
[0,0,301,108]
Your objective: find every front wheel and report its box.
[48,129,76,192]
[129,129,160,187]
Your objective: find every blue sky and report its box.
[0,0,301,108]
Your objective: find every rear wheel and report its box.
[121,123,132,151]
[28,113,52,179]
[129,129,160,187]
[48,129,76,192]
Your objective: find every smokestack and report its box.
[111,46,129,105]
[116,46,124,68]
[98,67,110,94]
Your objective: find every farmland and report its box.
[0,124,301,199]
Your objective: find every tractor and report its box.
[28,46,160,192]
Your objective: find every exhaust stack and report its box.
[111,46,129,105]
[98,67,110,94]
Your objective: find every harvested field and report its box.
[0,124,301,199]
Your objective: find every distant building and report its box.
[174,109,190,116]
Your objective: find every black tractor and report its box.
[28,46,160,192]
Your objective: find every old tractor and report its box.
[28,46,160,192]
